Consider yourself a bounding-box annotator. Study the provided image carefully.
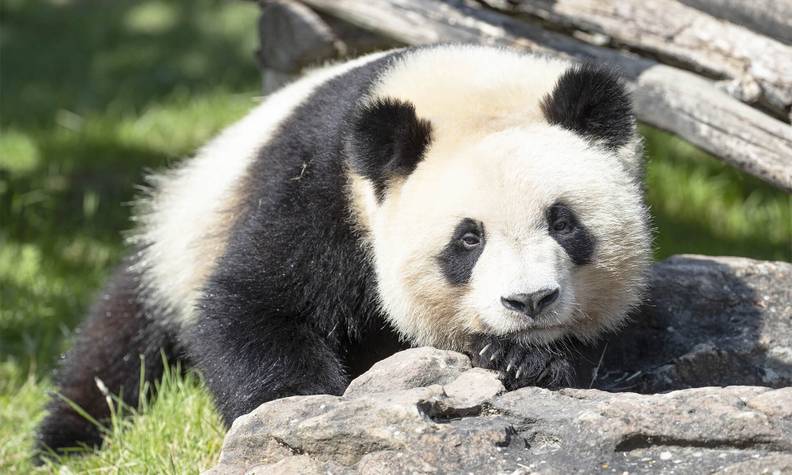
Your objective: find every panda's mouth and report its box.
[503,323,571,345]
[511,314,579,337]
[501,311,576,333]
[528,323,571,330]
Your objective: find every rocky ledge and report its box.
[207,255,792,474]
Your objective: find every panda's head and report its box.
[346,47,651,350]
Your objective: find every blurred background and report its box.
[1,0,789,472]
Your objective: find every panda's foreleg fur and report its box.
[187,293,348,425]
[34,261,177,459]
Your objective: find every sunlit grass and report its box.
[0,89,260,380]
[1,0,259,472]
[0,368,48,473]
[2,363,224,474]
[643,127,791,261]
[1,0,790,472]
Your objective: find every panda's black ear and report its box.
[345,98,433,200]
[541,64,635,150]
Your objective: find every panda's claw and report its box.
[469,336,572,388]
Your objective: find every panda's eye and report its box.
[553,219,571,233]
[548,203,579,236]
[460,233,481,249]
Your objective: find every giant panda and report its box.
[35,44,651,456]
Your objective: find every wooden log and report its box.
[257,0,342,93]
[257,0,397,94]
[679,0,792,46]
[299,0,792,192]
[479,0,792,122]
[315,12,401,57]
[634,67,792,193]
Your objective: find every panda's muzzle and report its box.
[501,287,560,320]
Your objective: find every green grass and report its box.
[2,362,223,473]
[1,0,259,472]
[644,127,791,261]
[1,0,790,473]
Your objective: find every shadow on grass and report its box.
[652,210,791,262]
[1,0,258,128]
[642,126,792,262]
[0,279,73,365]
[3,140,168,238]
[0,140,168,375]
[0,0,260,377]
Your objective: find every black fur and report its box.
[437,218,485,285]
[346,97,433,201]
[188,52,408,425]
[547,202,596,266]
[34,51,410,452]
[467,333,574,389]
[540,64,634,150]
[34,262,177,460]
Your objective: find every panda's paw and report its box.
[466,335,573,390]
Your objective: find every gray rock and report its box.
[444,367,505,410]
[208,381,792,474]
[715,453,792,474]
[343,347,471,398]
[206,255,792,474]
[581,255,792,392]
[493,386,792,473]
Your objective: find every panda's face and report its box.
[362,126,649,349]
[345,51,651,349]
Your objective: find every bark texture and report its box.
[281,0,792,191]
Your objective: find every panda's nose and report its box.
[501,288,560,318]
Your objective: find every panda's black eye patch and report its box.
[547,203,595,265]
[437,218,485,285]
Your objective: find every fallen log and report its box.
[256,0,398,93]
[298,0,792,192]
[479,0,792,122]
[680,0,792,46]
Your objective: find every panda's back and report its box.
[131,50,399,328]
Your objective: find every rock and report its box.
[206,255,792,474]
[581,255,792,392]
[208,378,792,474]
[716,453,792,474]
[747,387,792,419]
[443,367,505,410]
[495,386,792,471]
[343,347,471,398]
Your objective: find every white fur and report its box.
[130,51,389,327]
[353,46,651,349]
[372,45,570,147]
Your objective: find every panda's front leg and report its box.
[188,300,348,426]
[466,334,573,390]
